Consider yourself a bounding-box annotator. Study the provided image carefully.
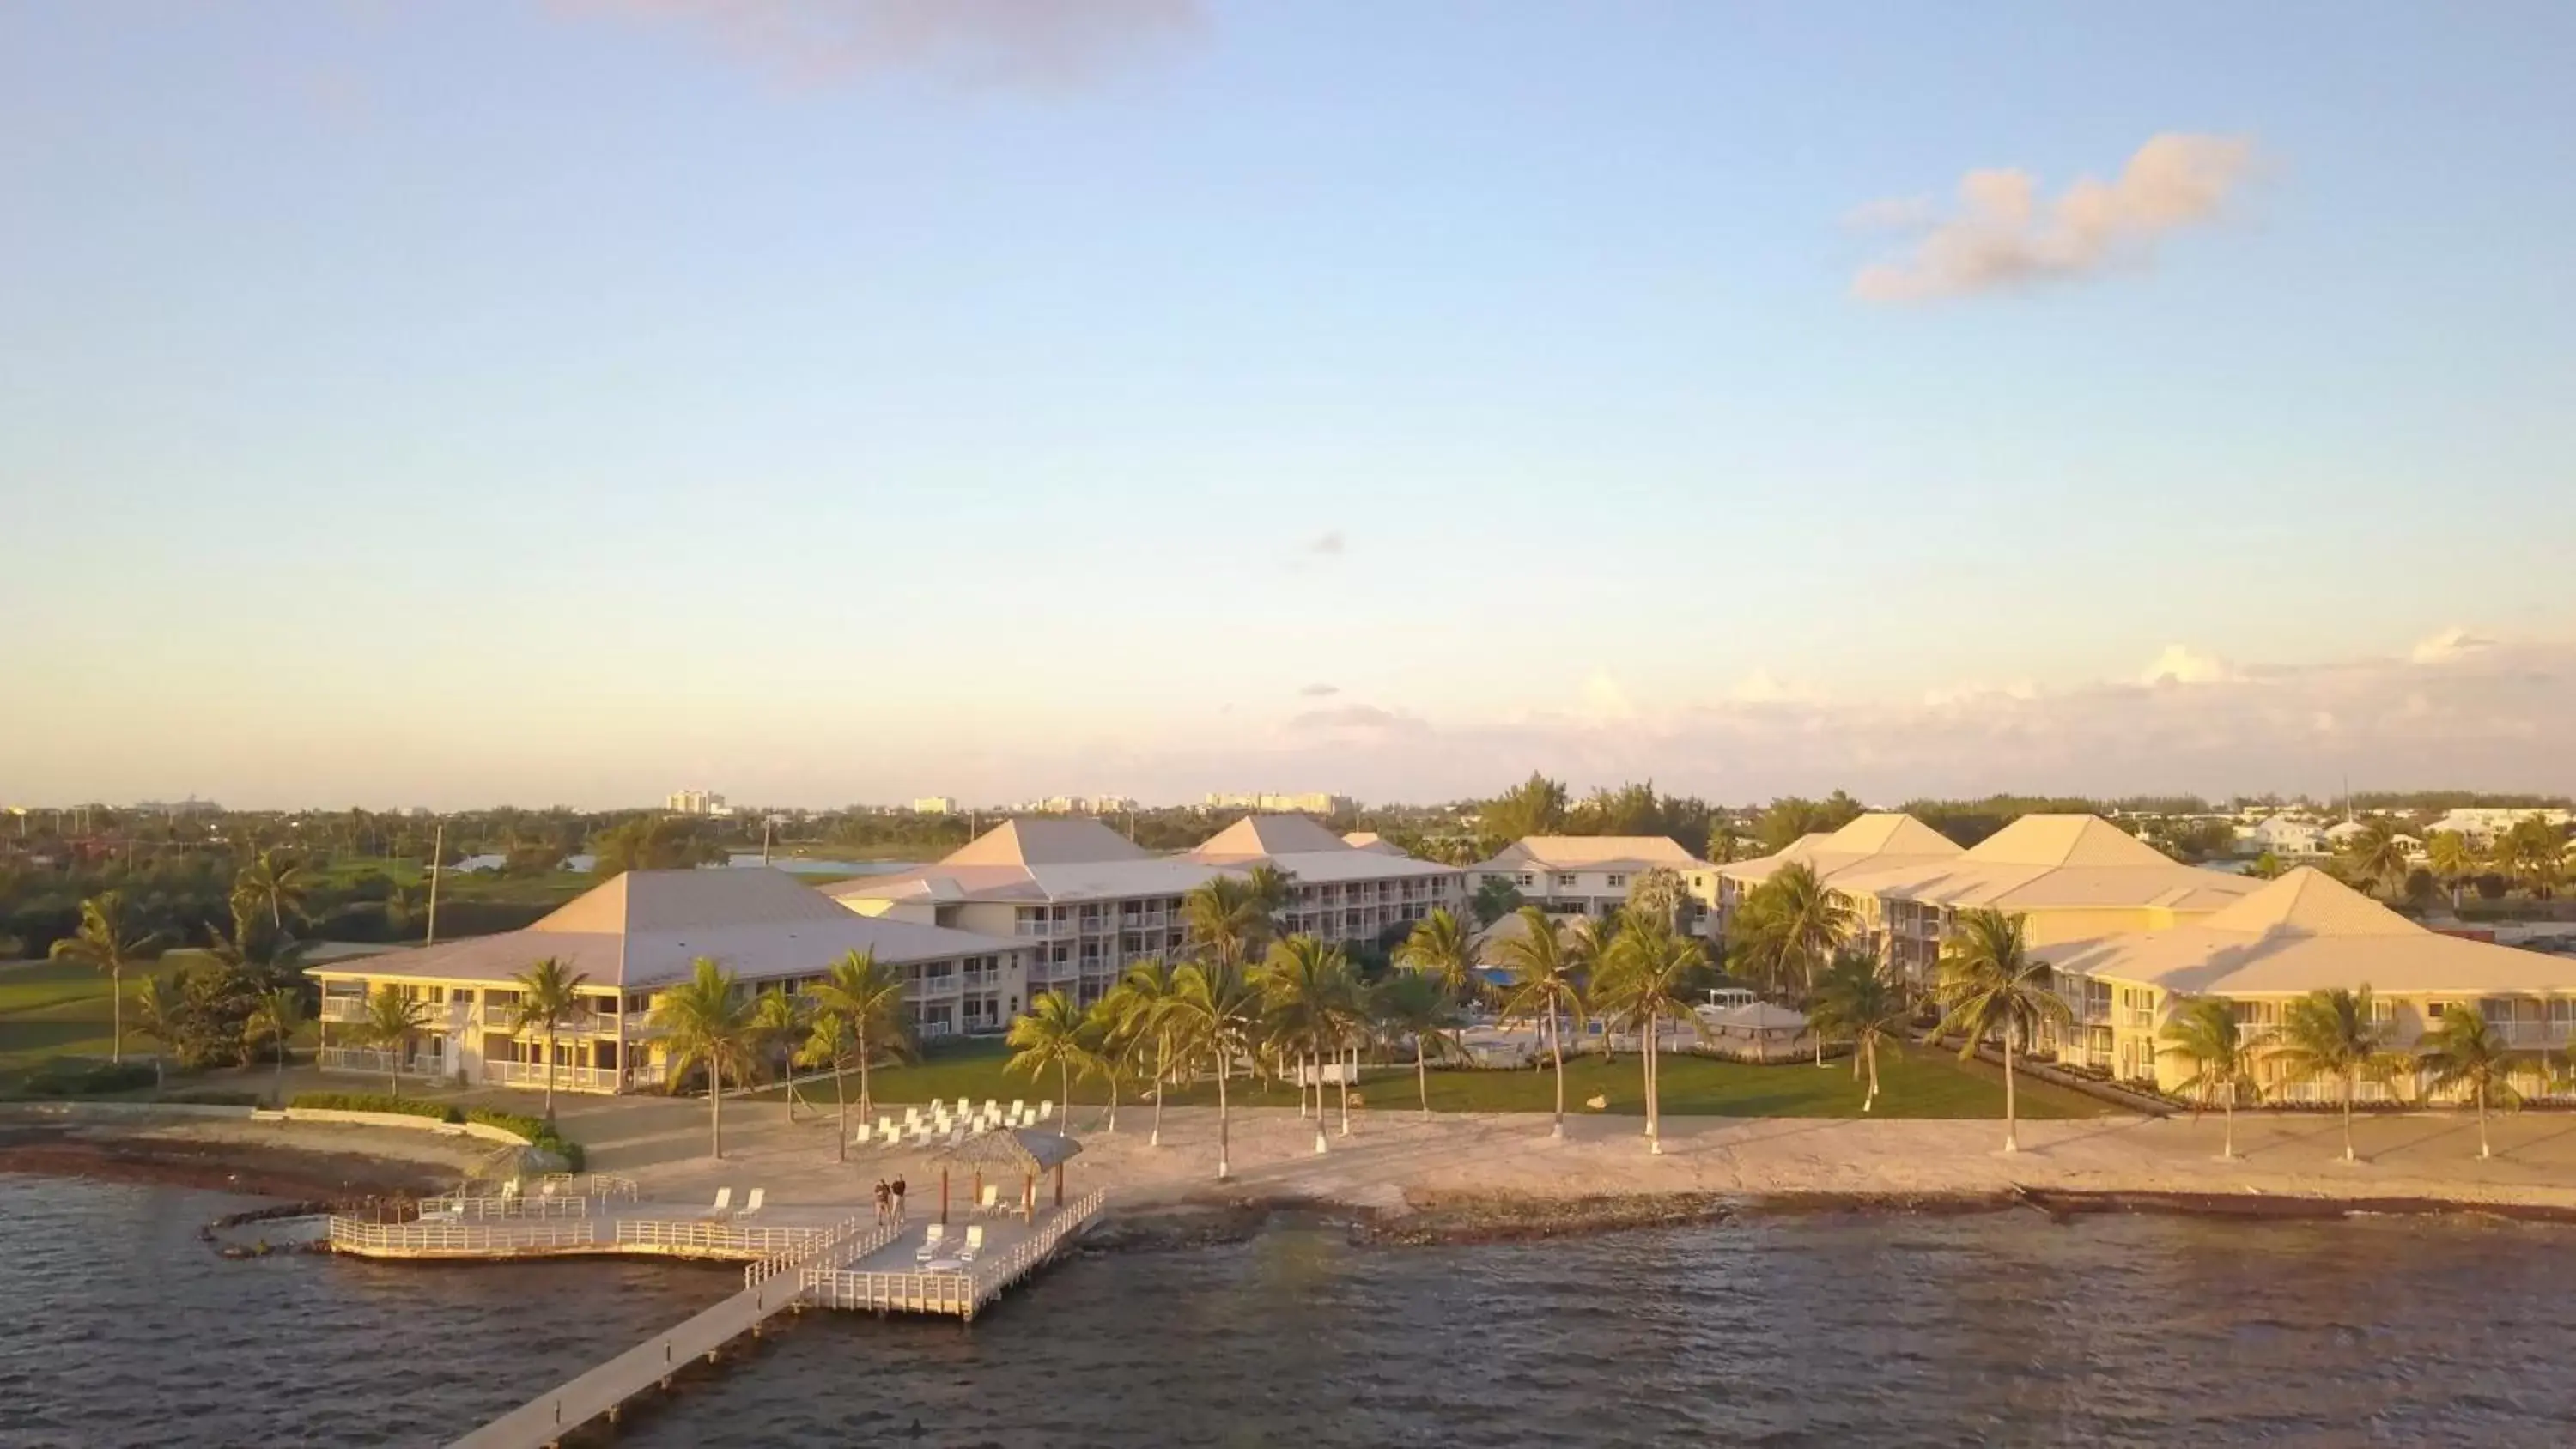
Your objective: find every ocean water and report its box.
[7,1173,2576,1447]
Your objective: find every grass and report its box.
[0,950,315,1079]
[748,1038,2111,1121]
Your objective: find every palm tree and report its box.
[361,985,429,1100]
[750,988,810,1120]
[1107,958,1183,1146]
[1394,907,1481,1008]
[131,974,186,1092]
[1007,990,1090,1138]
[2157,997,2263,1159]
[2273,986,2405,1163]
[651,957,757,1159]
[1930,908,2072,1153]
[1807,950,1908,1113]
[248,986,305,1107]
[1241,864,1294,935]
[1181,876,1267,972]
[508,956,589,1121]
[2248,851,2288,882]
[1370,969,1456,1117]
[2419,1003,2521,1160]
[2340,818,2412,900]
[804,948,911,1148]
[1491,906,1584,1140]
[1257,935,1361,1151]
[1592,912,1712,1153]
[1753,862,1855,1065]
[233,849,310,933]
[1625,867,1692,931]
[1168,961,1261,1179]
[49,891,161,1064]
[2426,831,2480,909]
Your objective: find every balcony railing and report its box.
[482,1060,625,1094]
[914,974,962,997]
[319,1046,448,1079]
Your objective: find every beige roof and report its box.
[1192,815,1351,860]
[1342,831,1406,856]
[2036,868,2576,997]
[1473,835,1708,874]
[1805,813,2255,915]
[943,817,1146,867]
[1715,813,1963,888]
[312,868,1023,991]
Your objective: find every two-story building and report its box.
[829,815,1465,1006]
[2034,867,2576,1099]
[1710,813,1969,933]
[1468,836,1716,931]
[305,867,1032,1094]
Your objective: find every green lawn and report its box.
[750,1039,2110,1121]
[0,951,210,1070]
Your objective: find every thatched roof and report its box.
[930,1125,1084,1173]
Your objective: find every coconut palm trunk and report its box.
[2001,1022,2020,1153]
[1643,1006,1662,1155]
[2340,1069,2357,1162]
[832,1052,849,1163]
[1547,1005,1566,1140]
[709,1059,725,1158]
[1058,1059,1071,1138]
[111,967,123,1064]
[1151,1029,1170,1147]
[857,1022,873,1125]
[1215,1061,1231,1179]
[1862,1037,1880,1113]
[2476,1082,2491,1160]
[2221,1091,2235,1160]
[1338,1043,1352,1137]
[1414,1031,1430,1117]
[542,1026,559,1120]
[1311,1051,1328,1155]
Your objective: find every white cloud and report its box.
[2410,627,2497,664]
[1297,682,1340,698]
[2140,644,2236,686]
[549,0,1204,88]
[1851,133,2256,303]
[1302,529,1346,557]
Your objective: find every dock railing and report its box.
[329,1216,605,1255]
[611,1219,821,1258]
[414,1193,597,1221]
[744,1214,886,1290]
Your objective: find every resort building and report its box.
[829,815,1466,1006]
[307,867,1031,1094]
[2244,813,2330,857]
[2033,867,2576,1099]
[1710,812,1967,925]
[1469,836,1716,931]
[665,789,730,816]
[2423,807,2573,846]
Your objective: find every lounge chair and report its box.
[737,1187,766,1219]
[851,1122,873,1146]
[1011,1099,1025,1117]
[976,1183,1001,1215]
[981,1099,1000,1118]
[707,1186,733,1220]
[957,1224,984,1264]
[1037,1100,1054,1122]
[914,1222,947,1263]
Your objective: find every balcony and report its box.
[320,998,470,1029]
[482,1060,626,1094]
[914,974,962,997]
[318,1046,448,1079]
[2495,1021,2573,1048]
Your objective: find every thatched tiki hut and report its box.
[930,1126,1084,1224]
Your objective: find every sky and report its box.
[3,2,2573,811]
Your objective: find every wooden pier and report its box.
[426,1189,1107,1449]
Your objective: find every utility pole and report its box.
[761,815,774,867]
[424,819,445,947]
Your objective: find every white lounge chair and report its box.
[975,1183,1001,1215]
[707,1187,733,1219]
[957,1224,984,1264]
[914,1222,947,1263]
[1011,1099,1025,1117]
[981,1099,999,1118]
[737,1188,766,1219]
[1038,1100,1054,1122]
[851,1122,873,1146]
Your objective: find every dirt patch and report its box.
[0,1123,451,1202]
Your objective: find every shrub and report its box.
[465,1107,587,1170]
[289,1091,460,1123]
[23,1059,158,1095]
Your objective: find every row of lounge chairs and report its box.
[914,1222,984,1267]
[702,1186,766,1221]
[850,1099,1054,1147]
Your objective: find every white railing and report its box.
[328,1216,603,1255]
[538,1172,639,1202]
[621,1012,662,1038]
[317,1046,448,1078]
[482,1061,624,1094]
[415,1193,597,1220]
[2496,1022,2574,1047]
[745,1214,884,1289]
[611,1219,823,1258]
[2267,1077,2406,1106]
[973,1187,1103,1300]
[800,1267,978,1316]
[319,997,370,1022]
[914,975,962,997]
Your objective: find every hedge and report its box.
[23,1060,158,1096]
[162,1088,264,1106]
[283,1093,586,1171]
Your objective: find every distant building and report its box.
[2245,814,2330,857]
[665,790,730,816]
[2425,808,2574,846]
[1202,791,1354,816]
[1469,836,1716,933]
[912,797,961,815]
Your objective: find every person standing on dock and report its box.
[873,1179,890,1225]
[890,1176,907,1225]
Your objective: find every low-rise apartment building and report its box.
[1469,836,1716,931]
[306,867,1031,1094]
[2034,867,2576,1098]
[830,815,1465,1006]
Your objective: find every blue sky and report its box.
[4,2,2573,809]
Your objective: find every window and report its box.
[1555,873,1577,888]
[1516,873,1535,888]
[1606,874,1627,888]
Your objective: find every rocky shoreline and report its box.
[0,1122,452,1203]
